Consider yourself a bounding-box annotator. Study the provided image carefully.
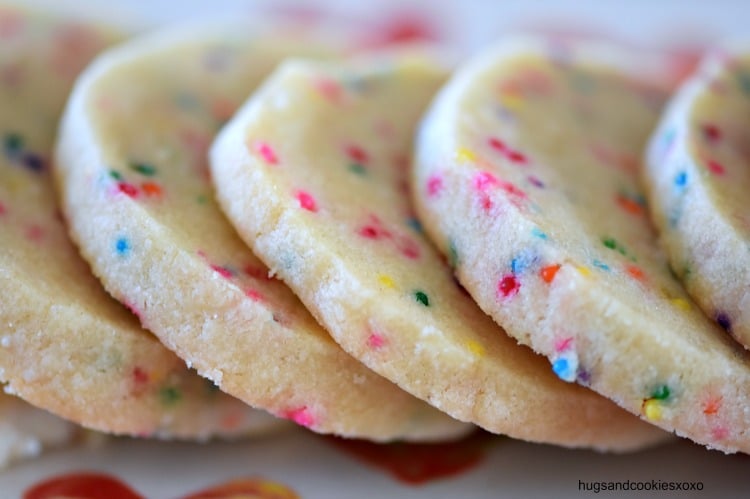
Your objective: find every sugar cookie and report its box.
[645,47,750,349]
[413,38,750,453]
[210,50,668,451]
[54,26,467,441]
[0,7,279,439]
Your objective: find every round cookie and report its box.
[0,6,279,439]
[210,50,669,451]
[412,37,750,453]
[645,48,750,349]
[54,25,468,441]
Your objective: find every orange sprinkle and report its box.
[625,264,646,282]
[615,194,644,216]
[540,264,561,284]
[141,182,162,197]
[703,396,722,415]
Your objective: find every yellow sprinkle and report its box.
[466,340,486,357]
[643,399,662,421]
[500,93,524,110]
[669,297,691,310]
[456,147,477,163]
[378,274,396,289]
[575,265,591,278]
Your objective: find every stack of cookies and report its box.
[3,4,750,465]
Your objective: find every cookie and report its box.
[645,47,750,349]
[210,50,669,451]
[412,37,750,453]
[54,25,468,441]
[0,6,280,439]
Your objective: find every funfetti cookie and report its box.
[0,7,280,439]
[645,48,750,349]
[412,37,750,453]
[210,50,670,452]
[54,25,469,442]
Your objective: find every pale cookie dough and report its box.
[210,51,669,451]
[0,7,279,439]
[413,37,750,453]
[645,47,750,349]
[54,25,467,441]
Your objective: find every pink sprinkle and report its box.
[367,333,386,349]
[346,144,369,164]
[497,274,520,299]
[499,180,527,199]
[210,264,233,279]
[488,137,507,153]
[0,201,6,216]
[426,174,443,198]
[254,141,278,165]
[711,426,729,440]
[473,171,499,191]
[479,192,494,213]
[707,159,725,175]
[295,190,318,212]
[397,236,421,260]
[313,77,342,103]
[24,224,44,242]
[123,300,142,320]
[244,289,264,302]
[358,225,380,239]
[283,406,315,428]
[554,337,574,352]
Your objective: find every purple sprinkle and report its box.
[21,152,45,173]
[716,312,732,333]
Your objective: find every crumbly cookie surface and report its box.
[210,51,668,451]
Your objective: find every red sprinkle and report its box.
[706,159,725,175]
[0,201,6,216]
[702,124,721,142]
[244,265,273,281]
[625,264,646,282]
[488,137,507,153]
[615,193,644,216]
[131,367,149,385]
[244,289,264,302]
[345,144,369,164]
[397,237,421,260]
[497,274,520,299]
[367,333,386,349]
[506,149,527,164]
[210,265,233,279]
[295,190,318,212]
[117,182,138,198]
[313,77,343,103]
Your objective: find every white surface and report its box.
[3,1,750,497]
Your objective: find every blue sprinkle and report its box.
[406,217,423,234]
[510,249,538,274]
[592,259,610,271]
[115,237,131,256]
[531,227,548,240]
[674,171,687,189]
[552,358,574,382]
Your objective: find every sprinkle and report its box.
[406,217,423,234]
[117,182,138,198]
[283,406,315,428]
[159,387,181,406]
[488,137,506,153]
[554,337,573,352]
[448,239,459,269]
[244,289,264,302]
[711,426,729,440]
[21,152,45,172]
[601,236,626,255]
[510,249,537,274]
[109,170,122,180]
[295,190,318,212]
[576,265,591,277]
[312,77,343,103]
[414,290,430,307]
[531,227,547,239]
[716,312,732,333]
[466,340,485,357]
[348,163,367,175]
[24,224,44,242]
[674,171,688,189]
[253,141,278,165]
[615,192,645,216]
[115,237,130,256]
[669,297,691,310]
[703,396,722,415]
[398,237,421,259]
[367,333,386,349]
[345,144,369,164]
[210,265,234,279]
[456,147,476,163]
[497,274,520,299]
[2,132,23,157]
[642,399,662,421]
[131,367,149,385]
[702,124,721,142]
[625,264,646,282]
[706,159,725,175]
[0,201,6,216]
[527,175,545,188]
[426,174,443,198]
[473,171,498,191]
[552,352,578,382]
[650,385,670,400]
[141,182,163,197]
[540,264,561,284]
[506,149,527,164]
[129,162,157,176]
[592,259,610,271]
[378,275,396,288]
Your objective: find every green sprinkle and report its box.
[130,162,157,177]
[109,170,123,180]
[348,163,367,175]
[3,132,23,155]
[650,385,670,400]
[196,194,208,205]
[159,386,182,406]
[414,290,430,307]
[602,237,617,250]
